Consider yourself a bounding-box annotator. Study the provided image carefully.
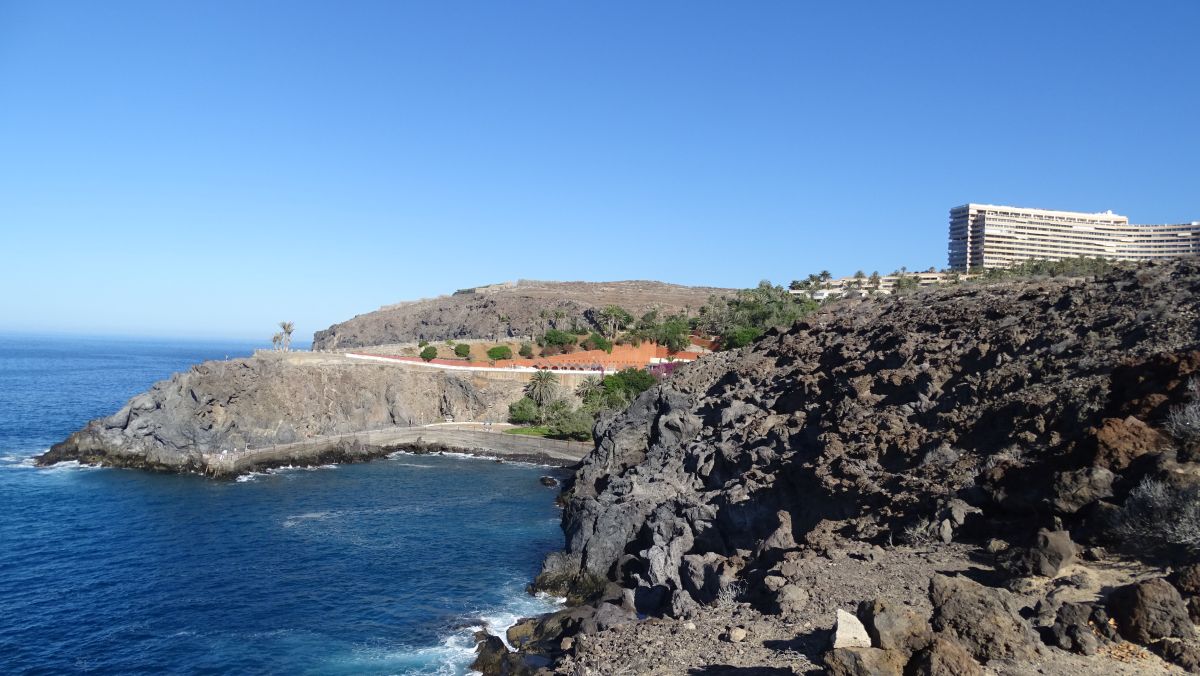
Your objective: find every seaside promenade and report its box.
[199,422,589,476]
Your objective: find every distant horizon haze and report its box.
[2,1,1196,339]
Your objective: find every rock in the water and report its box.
[929,574,1040,662]
[858,598,932,655]
[471,633,512,674]
[823,646,906,676]
[833,608,873,649]
[907,637,985,676]
[1107,578,1197,644]
[539,475,559,487]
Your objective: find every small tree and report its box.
[599,305,634,338]
[508,397,539,424]
[487,345,513,361]
[418,339,429,348]
[419,346,438,361]
[454,343,471,359]
[518,342,534,359]
[278,321,295,351]
[271,332,282,351]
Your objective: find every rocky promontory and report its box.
[312,279,730,349]
[38,352,526,473]
[483,261,1200,674]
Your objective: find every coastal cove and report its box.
[0,336,567,675]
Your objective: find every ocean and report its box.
[0,335,564,675]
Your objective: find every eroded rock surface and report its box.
[38,353,523,472]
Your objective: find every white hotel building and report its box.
[948,204,1199,271]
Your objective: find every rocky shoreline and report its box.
[473,262,1200,674]
[36,352,534,474]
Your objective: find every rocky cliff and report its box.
[492,261,1200,674]
[312,280,730,349]
[38,353,524,472]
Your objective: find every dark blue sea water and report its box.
[0,335,563,675]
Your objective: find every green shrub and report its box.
[508,397,539,424]
[418,339,429,348]
[543,329,577,347]
[419,346,438,361]
[547,407,594,441]
[518,342,534,358]
[454,344,471,359]
[720,326,762,350]
[581,332,612,352]
[487,345,513,361]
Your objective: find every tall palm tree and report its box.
[575,376,603,401]
[525,370,560,408]
[818,270,832,288]
[278,321,295,351]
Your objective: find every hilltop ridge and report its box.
[312,279,732,350]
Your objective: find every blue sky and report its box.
[1,2,1197,341]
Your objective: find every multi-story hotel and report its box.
[948,204,1200,271]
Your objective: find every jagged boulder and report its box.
[1044,602,1105,655]
[1172,564,1200,596]
[1107,578,1197,644]
[1052,466,1114,514]
[1152,638,1200,672]
[907,637,984,676]
[1092,416,1170,470]
[999,529,1077,579]
[824,647,906,676]
[857,598,932,655]
[929,574,1040,662]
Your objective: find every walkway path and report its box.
[199,423,590,477]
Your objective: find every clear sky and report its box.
[2,2,1197,341]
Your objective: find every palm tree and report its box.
[271,332,282,351]
[525,370,560,408]
[818,270,832,288]
[869,271,881,289]
[278,321,295,351]
[575,376,603,401]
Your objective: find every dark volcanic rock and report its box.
[1172,564,1200,596]
[907,637,984,676]
[857,598,932,655]
[928,574,1040,662]
[543,262,1200,617]
[823,646,906,676]
[1108,578,1197,644]
[999,529,1077,578]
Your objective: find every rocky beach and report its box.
[478,261,1200,674]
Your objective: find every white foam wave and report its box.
[282,511,337,528]
[0,452,39,469]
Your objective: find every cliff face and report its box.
[39,353,524,471]
[312,280,730,350]
[552,262,1200,617]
